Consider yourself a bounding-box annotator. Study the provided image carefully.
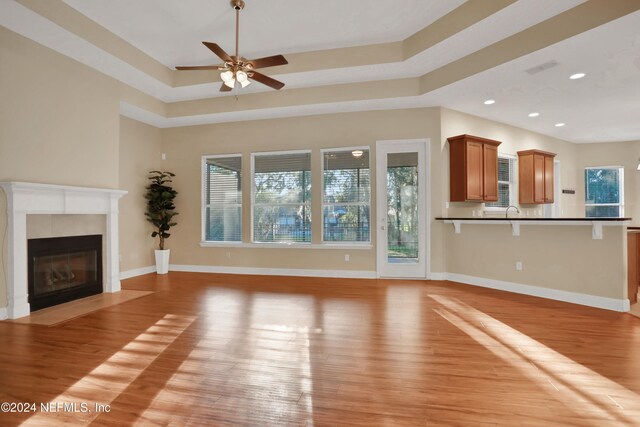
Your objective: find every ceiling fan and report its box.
[175,0,288,92]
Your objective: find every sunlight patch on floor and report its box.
[430,295,639,425]
[20,314,195,426]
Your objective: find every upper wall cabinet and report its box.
[517,149,556,204]
[448,134,501,202]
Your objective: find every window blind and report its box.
[204,156,242,242]
[253,152,311,242]
[322,150,370,242]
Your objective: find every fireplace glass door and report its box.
[28,235,103,311]
[33,251,98,295]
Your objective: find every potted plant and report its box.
[145,171,178,274]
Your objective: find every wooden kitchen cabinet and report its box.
[517,149,556,204]
[629,231,639,304]
[448,134,501,202]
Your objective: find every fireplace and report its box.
[0,182,126,319]
[28,235,103,311]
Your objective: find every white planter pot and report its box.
[154,249,170,274]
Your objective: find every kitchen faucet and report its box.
[505,205,520,218]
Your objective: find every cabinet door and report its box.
[483,143,498,201]
[465,141,484,200]
[544,155,554,203]
[628,233,639,304]
[518,154,534,204]
[533,154,545,203]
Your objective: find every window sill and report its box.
[199,241,372,250]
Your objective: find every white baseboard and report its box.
[120,265,156,280]
[119,265,629,312]
[169,264,377,279]
[0,306,7,320]
[445,273,630,312]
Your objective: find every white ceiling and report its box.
[427,10,640,144]
[61,0,465,66]
[4,0,640,144]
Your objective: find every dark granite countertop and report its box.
[435,217,631,221]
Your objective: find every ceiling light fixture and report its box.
[351,150,364,158]
[528,112,540,117]
[569,73,586,80]
[236,70,251,88]
[484,99,495,105]
[555,123,565,127]
[221,70,235,88]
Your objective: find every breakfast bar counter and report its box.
[435,217,631,239]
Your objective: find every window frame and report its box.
[584,166,624,218]
[201,154,243,244]
[251,149,313,245]
[484,153,517,211]
[320,146,371,245]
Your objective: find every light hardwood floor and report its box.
[1,272,639,426]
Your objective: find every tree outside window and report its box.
[253,152,311,243]
[323,149,370,243]
[585,167,624,217]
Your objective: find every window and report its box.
[253,151,311,243]
[203,155,242,242]
[585,167,624,217]
[485,155,516,208]
[322,149,370,242]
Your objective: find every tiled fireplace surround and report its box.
[0,182,126,319]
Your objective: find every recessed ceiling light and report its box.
[569,73,586,80]
[528,112,539,117]
[484,99,495,105]
[555,122,565,127]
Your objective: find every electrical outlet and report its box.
[344,254,350,262]
[516,261,523,271]
[161,153,167,160]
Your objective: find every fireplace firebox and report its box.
[28,235,103,311]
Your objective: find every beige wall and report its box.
[0,28,120,188]
[159,107,632,286]
[439,110,629,302]
[0,24,635,310]
[444,224,627,299]
[0,192,7,308]
[0,28,122,309]
[118,117,162,272]
[576,140,640,227]
[161,108,442,273]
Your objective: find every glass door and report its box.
[376,140,428,278]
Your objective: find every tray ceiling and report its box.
[2,0,640,143]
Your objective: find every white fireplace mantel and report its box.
[0,182,127,319]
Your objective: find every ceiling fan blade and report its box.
[249,71,285,90]
[203,42,233,63]
[220,83,232,92]
[248,54,288,69]
[176,65,224,71]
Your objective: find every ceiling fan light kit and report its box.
[175,0,287,92]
